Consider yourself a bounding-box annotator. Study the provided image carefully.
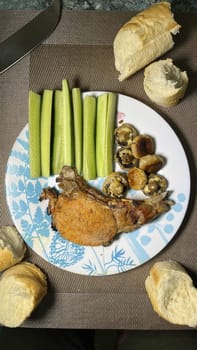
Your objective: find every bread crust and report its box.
[0,262,47,327]
[143,59,189,107]
[0,226,26,272]
[113,2,181,80]
[145,261,197,328]
[0,247,19,272]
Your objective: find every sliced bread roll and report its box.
[145,261,197,328]
[113,2,181,81]
[0,225,26,272]
[144,58,189,107]
[0,261,47,327]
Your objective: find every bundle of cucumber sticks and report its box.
[28,79,117,180]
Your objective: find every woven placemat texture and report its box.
[0,10,196,329]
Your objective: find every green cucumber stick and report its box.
[62,79,74,166]
[52,90,64,175]
[28,91,41,178]
[83,95,97,180]
[103,92,117,175]
[72,88,83,174]
[96,93,108,177]
[41,89,53,177]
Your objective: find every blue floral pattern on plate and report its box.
[5,94,190,276]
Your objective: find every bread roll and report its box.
[0,262,47,327]
[0,225,26,272]
[144,58,188,107]
[145,261,197,328]
[113,2,181,81]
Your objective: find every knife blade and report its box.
[0,0,61,74]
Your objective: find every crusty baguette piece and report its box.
[0,226,26,272]
[144,58,188,107]
[145,261,197,328]
[0,261,47,327]
[113,2,181,81]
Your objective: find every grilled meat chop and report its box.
[40,166,173,246]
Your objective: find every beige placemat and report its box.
[0,10,197,329]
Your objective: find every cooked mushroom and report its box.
[115,147,138,170]
[143,173,168,196]
[102,172,128,198]
[131,134,155,158]
[139,154,164,173]
[128,167,147,190]
[114,123,138,146]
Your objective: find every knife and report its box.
[0,0,61,74]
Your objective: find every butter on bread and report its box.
[0,225,26,272]
[143,58,188,107]
[0,261,47,327]
[145,261,197,328]
[113,2,181,81]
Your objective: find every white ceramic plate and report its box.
[5,93,190,276]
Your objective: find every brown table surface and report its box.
[0,10,196,330]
